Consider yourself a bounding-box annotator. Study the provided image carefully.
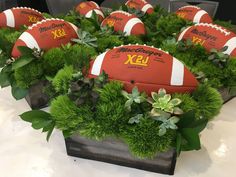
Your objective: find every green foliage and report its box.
[223,58,236,87]
[173,93,198,113]
[156,14,189,38]
[193,84,223,120]
[42,47,65,76]
[20,110,55,141]
[122,117,176,158]
[176,111,208,155]
[122,87,146,111]
[80,82,128,139]
[97,35,124,52]
[72,30,98,48]
[63,44,97,70]
[52,65,74,94]
[193,60,223,88]
[50,95,82,132]
[123,35,144,45]
[14,60,44,88]
[80,18,97,33]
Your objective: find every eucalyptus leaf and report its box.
[0,72,11,88]
[12,56,34,70]
[11,83,28,100]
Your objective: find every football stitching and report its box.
[110,10,132,17]
[178,5,201,10]
[195,23,231,36]
[12,7,42,15]
[28,18,65,30]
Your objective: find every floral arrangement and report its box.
[0,3,236,160]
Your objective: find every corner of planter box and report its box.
[25,80,50,109]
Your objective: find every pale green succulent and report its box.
[72,30,97,48]
[122,87,146,111]
[150,88,183,116]
[150,88,183,136]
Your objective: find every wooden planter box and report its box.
[65,136,177,175]
[25,80,50,109]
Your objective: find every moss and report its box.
[122,117,176,159]
[63,44,97,70]
[98,81,124,102]
[193,84,223,120]
[80,82,128,139]
[63,15,78,26]
[123,35,144,45]
[97,35,123,52]
[42,47,65,76]
[173,93,198,113]
[223,59,236,87]
[80,18,97,33]
[156,14,188,37]
[50,95,78,131]
[193,61,223,88]
[14,60,44,88]
[0,28,21,55]
[52,65,74,94]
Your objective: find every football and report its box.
[178,23,236,57]
[11,18,78,58]
[88,44,198,94]
[176,5,212,24]
[101,10,146,36]
[0,7,44,29]
[75,1,104,21]
[125,0,154,14]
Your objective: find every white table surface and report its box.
[0,86,236,177]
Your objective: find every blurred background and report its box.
[0,0,235,24]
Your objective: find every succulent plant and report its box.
[208,47,230,68]
[122,87,146,111]
[68,71,109,108]
[150,88,183,116]
[154,116,179,136]
[128,114,143,124]
[149,88,183,136]
[72,30,97,48]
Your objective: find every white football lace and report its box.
[195,23,231,36]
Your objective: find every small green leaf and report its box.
[180,128,201,150]
[32,119,52,130]
[158,126,166,136]
[20,110,52,122]
[173,107,184,115]
[176,133,182,156]
[12,56,34,70]
[11,83,28,100]
[128,114,143,124]
[17,46,34,57]
[132,86,139,97]
[169,98,182,106]
[125,99,133,110]
[151,92,159,101]
[170,116,179,124]
[0,72,11,88]
[121,90,130,99]
[46,122,55,141]
[158,88,166,97]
